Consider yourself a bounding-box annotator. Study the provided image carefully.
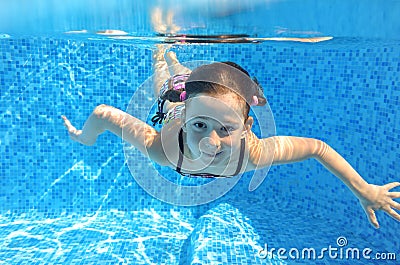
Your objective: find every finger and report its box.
[389,200,400,211]
[61,115,71,127]
[383,207,400,222]
[388,191,400,199]
[62,117,77,133]
[363,207,379,229]
[384,182,400,190]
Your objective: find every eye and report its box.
[193,122,207,129]
[221,126,234,134]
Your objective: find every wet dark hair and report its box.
[161,61,266,119]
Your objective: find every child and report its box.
[62,46,400,229]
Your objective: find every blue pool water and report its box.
[1,1,399,264]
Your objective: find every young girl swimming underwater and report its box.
[62,47,400,229]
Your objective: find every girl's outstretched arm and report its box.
[62,104,167,164]
[251,135,400,228]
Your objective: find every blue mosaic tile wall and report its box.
[0,37,399,264]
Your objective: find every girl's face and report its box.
[182,93,253,166]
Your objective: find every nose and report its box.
[200,130,221,152]
[208,130,221,147]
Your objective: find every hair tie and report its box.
[250,95,258,106]
[180,91,187,101]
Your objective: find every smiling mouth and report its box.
[203,151,223,158]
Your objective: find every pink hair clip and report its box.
[180,91,187,101]
[250,95,258,106]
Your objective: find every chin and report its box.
[201,151,226,163]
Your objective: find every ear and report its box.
[242,116,253,138]
[245,116,253,131]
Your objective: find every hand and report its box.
[62,115,96,146]
[358,182,400,228]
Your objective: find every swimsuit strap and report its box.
[176,129,245,176]
[233,137,246,176]
[176,129,185,174]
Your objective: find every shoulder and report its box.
[149,119,181,167]
[245,131,275,171]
